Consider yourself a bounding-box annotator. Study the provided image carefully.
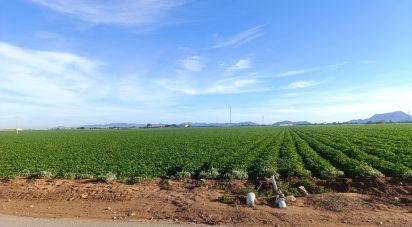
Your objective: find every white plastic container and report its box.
[276,196,287,208]
[246,192,256,206]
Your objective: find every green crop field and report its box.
[0,124,411,182]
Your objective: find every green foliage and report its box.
[258,188,273,197]
[97,172,117,182]
[119,176,148,184]
[223,169,248,180]
[198,167,220,179]
[75,173,94,179]
[29,170,54,179]
[213,180,231,190]
[62,172,76,179]
[0,125,411,182]
[219,194,233,204]
[299,178,331,194]
[238,186,257,195]
[277,181,299,196]
[174,170,192,179]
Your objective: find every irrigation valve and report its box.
[271,176,287,208]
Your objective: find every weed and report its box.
[29,170,54,179]
[62,172,76,179]
[120,176,147,184]
[199,167,220,179]
[174,170,192,179]
[238,186,256,196]
[299,178,331,194]
[258,188,274,197]
[223,170,248,180]
[277,182,299,196]
[97,172,117,182]
[219,194,233,204]
[213,180,231,190]
[75,173,94,179]
[19,169,31,178]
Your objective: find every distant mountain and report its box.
[80,123,147,129]
[348,111,412,124]
[76,121,260,129]
[179,122,259,127]
[273,120,312,126]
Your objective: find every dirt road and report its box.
[0,214,200,227]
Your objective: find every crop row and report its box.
[0,125,411,181]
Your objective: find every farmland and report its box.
[0,124,412,181]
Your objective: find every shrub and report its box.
[356,165,384,178]
[277,181,299,196]
[402,170,412,180]
[97,172,117,182]
[62,172,76,179]
[75,173,94,179]
[320,167,344,179]
[29,170,54,179]
[199,167,220,179]
[223,169,248,180]
[19,169,31,178]
[174,170,192,179]
[255,166,279,178]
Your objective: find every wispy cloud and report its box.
[30,0,186,28]
[0,41,179,108]
[179,56,204,72]
[275,61,347,77]
[0,41,105,105]
[210,25,264,49]
[0,41,185,128]
[286,80,318,89]
[153,76,265,95]
[226,58,252,73]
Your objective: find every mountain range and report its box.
[52,111,412,129]
[348,111,412,124]
[272,121,312,126]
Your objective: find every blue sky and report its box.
[0,0,411,128]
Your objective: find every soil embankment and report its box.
[0,178,411,226]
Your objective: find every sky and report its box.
[0,0,411,128]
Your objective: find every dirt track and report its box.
[0,214,199,227]
[0,178,411,226]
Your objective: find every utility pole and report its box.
[229,105,232,126]
[15,116,19,134]
[262,116,265,126]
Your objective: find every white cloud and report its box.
[179,56,204,72]
[115,75,173,102]
[275,61,347,77]
[0,41,106,105]
[286,80,317,89]
[226,58,252,73]
[30,0,186,28]
[153,76,265,95]
[0,41,184,128]
[210,25,264,49]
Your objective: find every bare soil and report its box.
[0,178,411,226]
